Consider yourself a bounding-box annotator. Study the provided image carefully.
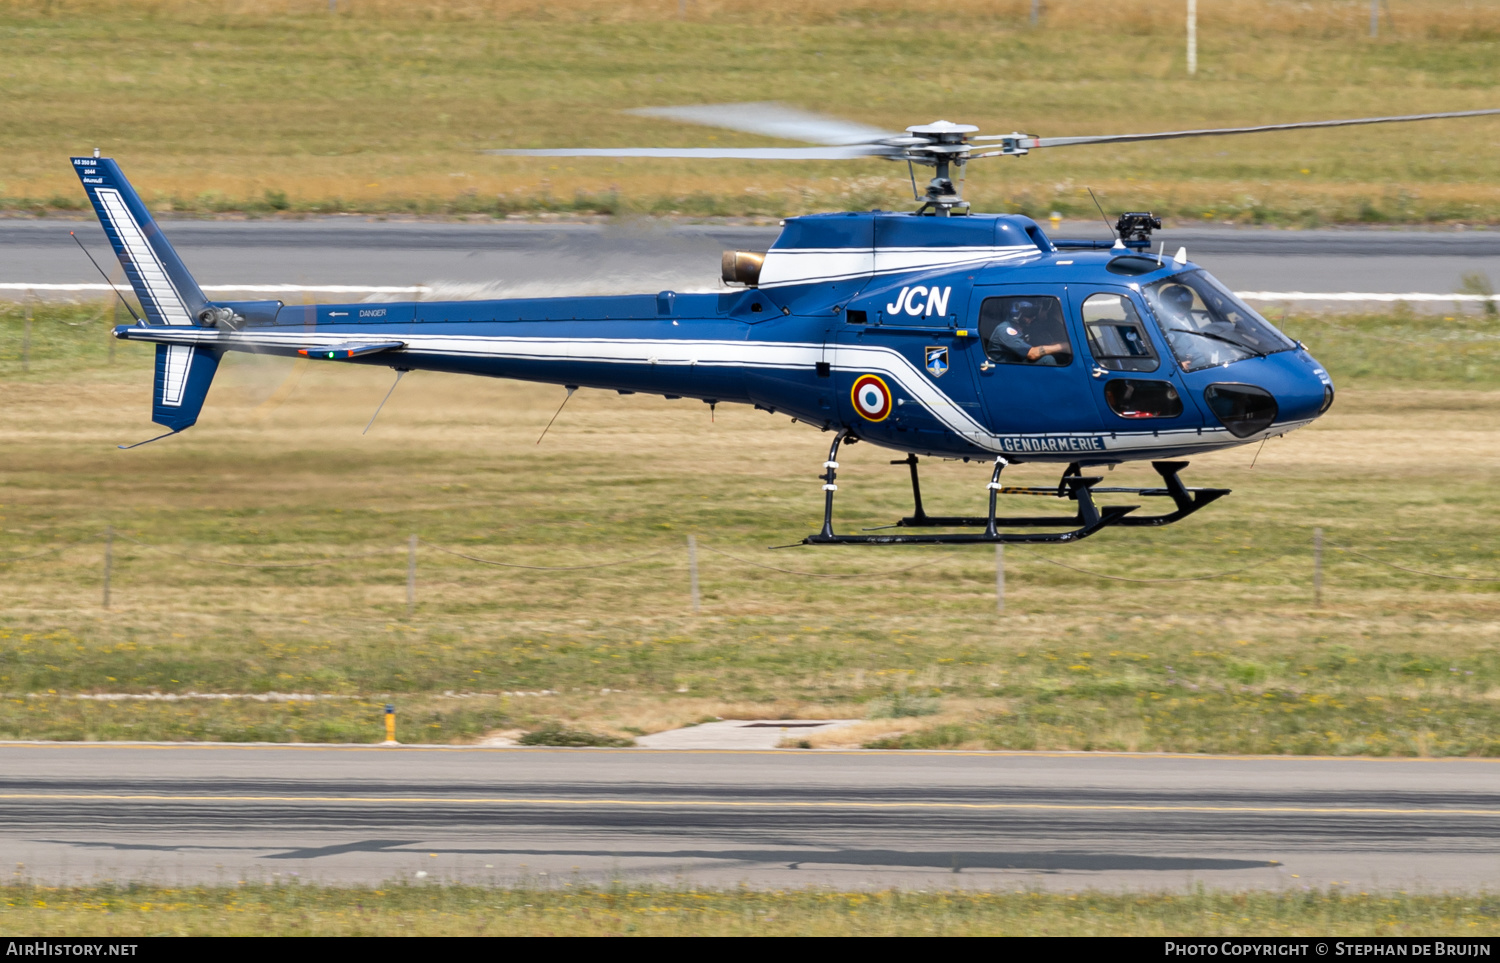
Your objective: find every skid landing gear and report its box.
[801,435,1230,545]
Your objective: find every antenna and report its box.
[536,385,577,444]
[117,429,180,450]
[70,232,141,323]
[1086,188,1116,241]
[363,368,408,435]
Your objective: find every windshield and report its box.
[1143,270,1294,372]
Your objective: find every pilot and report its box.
[987,299,1068,365]
[1158,284,1196,325]
[1155,283,1202,369]
[1158,282,1241,369]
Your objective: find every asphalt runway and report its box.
[3,218,1497,307]
[4,744,1499,891]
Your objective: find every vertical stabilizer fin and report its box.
[72,155,220,432]
[152,343,221,431]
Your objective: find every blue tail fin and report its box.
[72,155,220,433]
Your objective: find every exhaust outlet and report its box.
[721,250,766,286]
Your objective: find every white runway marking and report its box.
[0,282,433,294]
[1237,291,1500,303]
[3,282,1497,302]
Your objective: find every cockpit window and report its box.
[980,296,1073,367]
[1143,270,1295,373]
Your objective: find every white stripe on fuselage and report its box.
[757,246,1038,287]
[116,326,1298,454]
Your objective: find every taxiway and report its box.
[4,744,1497,891]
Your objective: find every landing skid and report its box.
[801,435,1229,546]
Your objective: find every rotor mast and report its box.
[901,121,980,216]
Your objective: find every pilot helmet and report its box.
[1160,284,1194,314]
[1012,299,1039,322]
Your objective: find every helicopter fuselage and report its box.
[122,211,1332,465]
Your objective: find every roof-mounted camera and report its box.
[1114,212,1161,243]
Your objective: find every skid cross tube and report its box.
[817,430,848,540]
[894,453,929,524]
[885,459,1227,531]
[804,448,1137,545]
[891,475,1123,529]
[983,457,1007,538]
[1094,461,1231,527]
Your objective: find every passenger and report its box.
[987,299,1069,365]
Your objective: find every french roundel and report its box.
[851,374,893,422]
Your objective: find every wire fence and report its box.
[1008,547,1288,583]
[0,543,77,565]
[696,543,955,580]
[113,532,394,569]
[419,540,674,571]
[1333,547,1500,582]
[0,528,1496,613]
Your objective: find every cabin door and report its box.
[967,284,1103,444]
[1072,286,1207,438]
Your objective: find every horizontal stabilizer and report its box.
[114,326,407,360]
[298,341,407,360]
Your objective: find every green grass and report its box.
[0,301,1498,751]
[3,882,1499,936]
[3,0,1500,223]
[1278,309,1500,384]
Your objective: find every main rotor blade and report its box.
[976,108,1500,149]
[485,146,891,159]
[628,102,897,146]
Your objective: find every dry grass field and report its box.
[1,301,1498,751]
[5,882,1500,936]
[2,0,1499,222]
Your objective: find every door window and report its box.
[1081,293,1159,372]
[978,296,1072,367]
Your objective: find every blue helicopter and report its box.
[75,105,1499,545]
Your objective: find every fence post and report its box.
[1029,0,1041,25]
[407,533,417,612]
[996,544,1005,613]
[1313,527,1324,607]
[22,299,33,373]
[1186,0,1197,75]
[688,535,701,614]
[102,525,113,609]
